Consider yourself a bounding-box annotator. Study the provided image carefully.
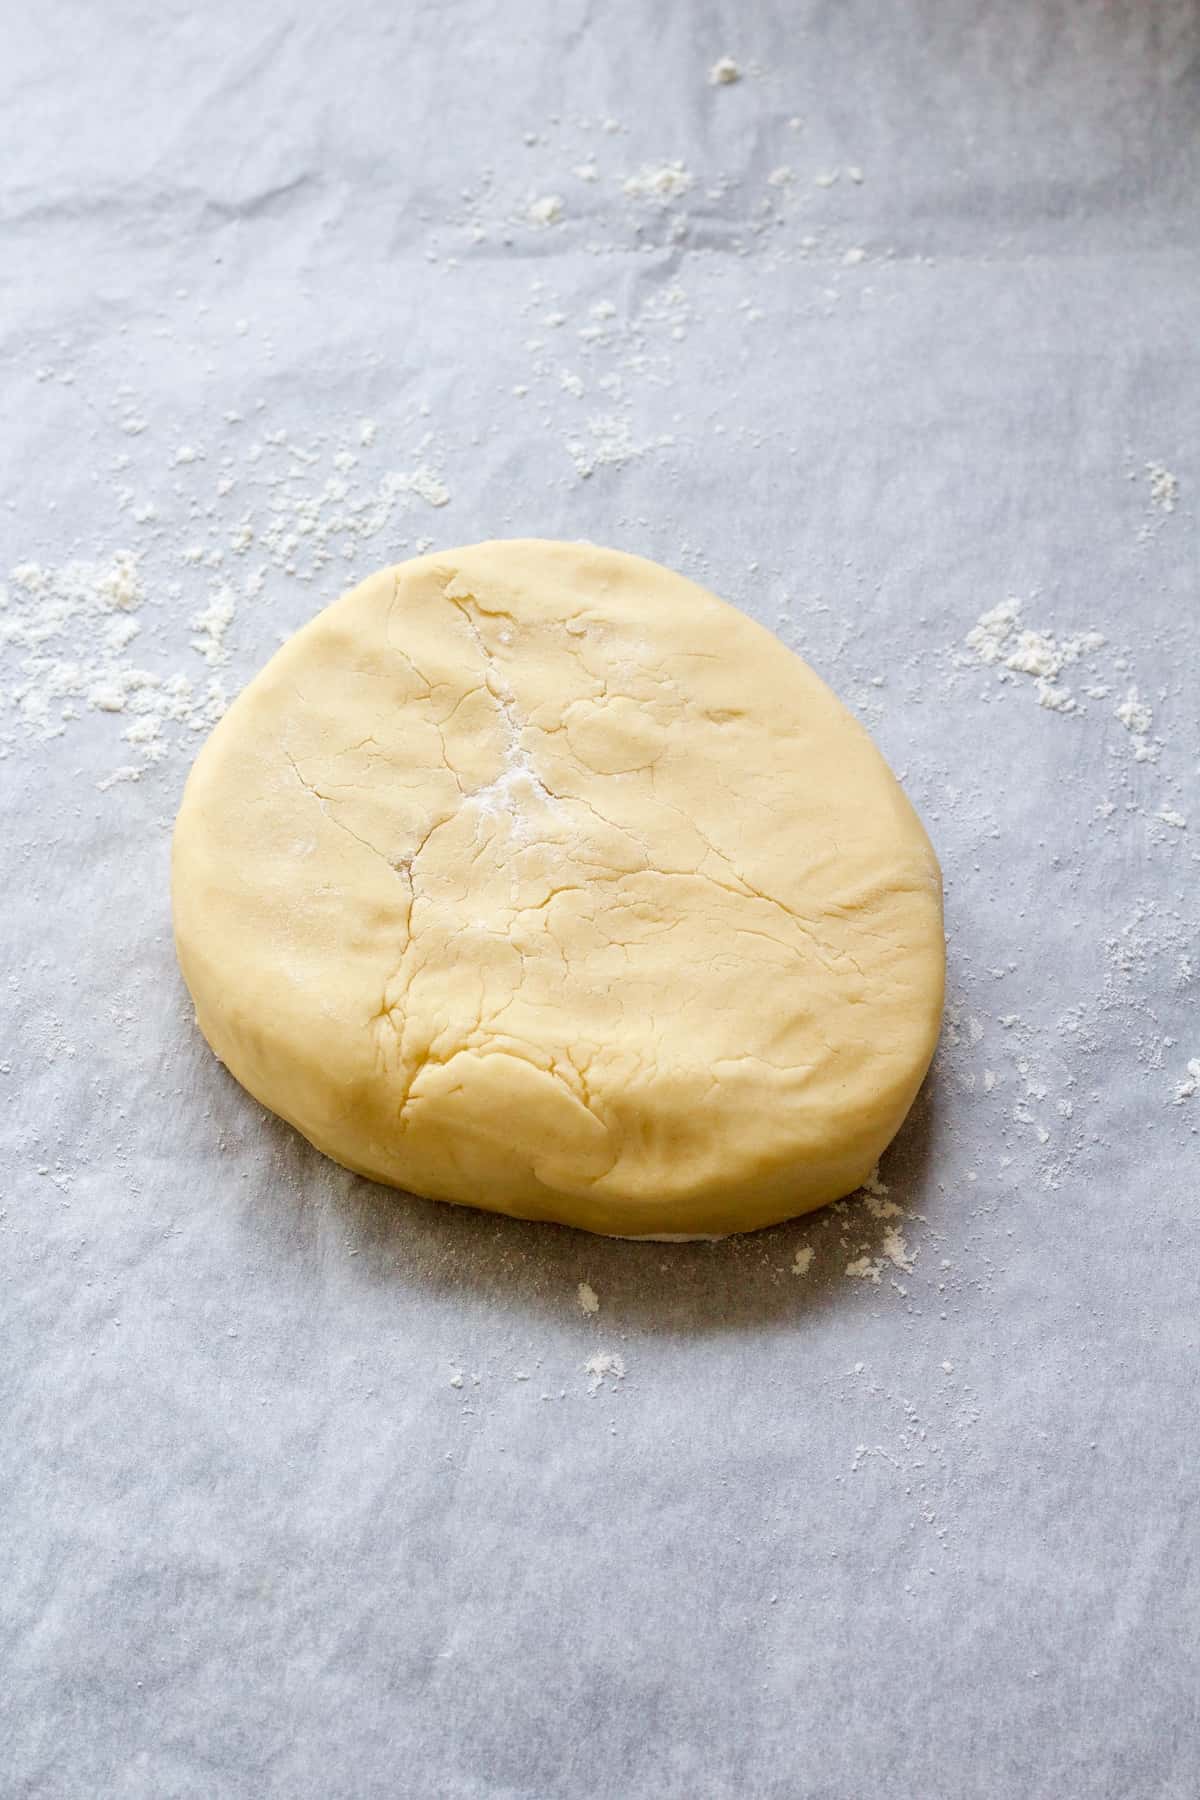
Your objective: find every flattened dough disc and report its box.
[172,540,944,1237]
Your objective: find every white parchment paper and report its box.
[2,3,1198,1795]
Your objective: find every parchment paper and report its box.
[2,3,1198,1796]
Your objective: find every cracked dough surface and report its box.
[172,540,944,1237]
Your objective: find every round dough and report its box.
[172,540,943,1237]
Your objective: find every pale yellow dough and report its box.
[172,541,944,1236]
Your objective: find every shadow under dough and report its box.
[239,1054,947,1340]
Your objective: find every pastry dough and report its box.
[172,541,943,1236]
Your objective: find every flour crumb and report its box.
[861,1165,903,1220]
[584,1351,625,1393]
[1145,462,1179,513]
[1173,1058,1200,1103]
[964,597,1107,713]
[792,1245,814,1277]
[1036,679,1077,715]
[965,598,1023,666]
[708,56,741,85]
[622,161,694,204]
[1156,808,1187,830]
[845,1254,881,1283]
[449,1369,464,1389]
[881,1226,914,1274]
[358,417,377,448]
[96,764,144,792]
[564,413,673,480]
[577,1281,600,1314]
[190,586,235,667]
[392,465,451,508]
[527,194,564,226]
[1115,687,1153,736]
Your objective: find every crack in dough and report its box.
[173,541,944,1236]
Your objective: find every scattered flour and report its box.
[881,1225,914,1274]
[792,1245,814,1277]
[393,466,451,509]
[1174,1058,1200,1103]
[845,1225,914,1285]
[190,587,236,667]
[1,418,454,785]
[584,1351,625,1393]
[527,194,564,227]
[1114,687,1153,736]
[0,554,226,775]
[962,599,1176,780]
[861,1165,903,1219]
[564,414,674,480]
[622,162,694,204]
[963,598,1114,716]
[708,57,741,86]
[577,1281,600,1314]
[1146,462,1179,513]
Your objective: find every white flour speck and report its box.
[964,597,1109,715]
[527,194,564,226]
[622,162,694,204]
[1115,687,1153,736]
[1146,462,1179,513]
[1173,1058,1200,1103]
[584,1351,625,1393]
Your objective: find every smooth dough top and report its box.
[172,540,944,1237]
